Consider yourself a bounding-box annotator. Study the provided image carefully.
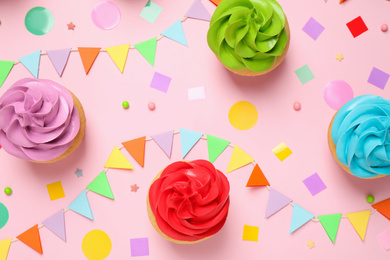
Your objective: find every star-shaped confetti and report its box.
[67,22,76,30]
[307,240,315,249]
[336,54,344,62]
[131,184,139,192]
[75,169,83,178]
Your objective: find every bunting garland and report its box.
[3,129,387,259]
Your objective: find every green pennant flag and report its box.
[318,213,342,243]
[207,134,230,163]
[86,171,114,199]
[134,37,157,66]
[0,60,14,88]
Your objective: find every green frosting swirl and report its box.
[207,0,288,72]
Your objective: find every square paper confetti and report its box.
[303,173,327,196]
[295,64,314,84]
[46,181,65,201]
[188,86,206,100]
[140,1,163,24]
[302,17,325,41]
[150,72,172,93]
[346,16,368,38]
[130,237,149,257]
[378,227,390,251]
[272,142,292,161]
[367,67,389,90]
[243,225,259,242]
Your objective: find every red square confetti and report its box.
[346,16,368,38]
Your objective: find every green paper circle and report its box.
[0,203,9,229]
[25,7,54,35]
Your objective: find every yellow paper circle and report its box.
[82,230,112,260]
[228,101,258,130]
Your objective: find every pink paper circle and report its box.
[91,1,121,30]
[323,80,354,110]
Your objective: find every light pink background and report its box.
[1,0,390,259]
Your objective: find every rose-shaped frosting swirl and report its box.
[0,78,80,161]
[331,95,390,178]
[148,160,230,242]
[207,0,288,72]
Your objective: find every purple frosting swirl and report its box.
[0,78,80,161]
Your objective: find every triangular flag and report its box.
[289,203,315,233]
[151,130,174,158]
[207,134,230,163]
[0,238,12,260]
[16,224,43,254]
[346,210,371,241]
[78,47,101,74]
[0,60,14,88]
[134,37,157,66]
[210,0,222,5]
[318,213,342,243]
[42,210,66,241]
[105,44,130,73]
[372,198,390,220]
[226,145,254,173]
[246,164,270,187]
[104,146,134,170]
[185,0,211,21]
[19,50,41,78]
[161,20,188,46]
[68,190,94,220]
[87,171,114,199]
[46,48,71,77]
[180,128,203,158]
[122,137,146,167]
[265,187,292,218]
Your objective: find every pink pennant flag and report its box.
[151,130,174,158]
[46,48,72,77]
[185,0,211,21]
[265,187,292,218]
[42,210,66,241]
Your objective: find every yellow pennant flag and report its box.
[104,146,134,170]
[346,210,371,241]
[226,145,254,173]
[0,238,12,260]
[105,44,130,73]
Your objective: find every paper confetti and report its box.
[272,142,292,161]
[185,0,211,21]
[46,181,65,201]
[78,47,101,75]
[228,101,258,130]
[151,130,174,158]
[295,64,315,84]
[68,190,94,220]
[162,20,188,46]
[243,225,259,242]
[289,203,315,233]
[226,145,254,173]
[346,210,371,241]
[130,238,149,257]
[75,169,83,178]
[346,16,368,38]
[265,188,292,218]
[302,173,327,196]
[188,86,206,100]
[140,1,163,24]
[378,227,390,251]
[302,17,325,40]
[367,67,389,90]
[150,72,172,93]
[67,22,75,30]
[82,230,112,260]
[180,128,203,158]
[307,240,315,249]
[17,225,43,254]
[130,184,139,192]
[87,171,114,199]
[19,50,41,78]
[0,203,9,229]
[42,210,66,241]
[336,54,344,62]
[318,213,342,243]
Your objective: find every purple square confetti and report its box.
[130,237,149,257]
[303,173,327,196]
[367,67,389,90]
[302,17,325,41]
[150,72,172,93]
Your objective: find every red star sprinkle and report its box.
[130,184,139,192]
[67,22,76,30]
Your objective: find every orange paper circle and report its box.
[228,101,258,130]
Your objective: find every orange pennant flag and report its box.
[16,224,43,254]
[372,198,390,221]
[122,136,146,167]
[246,164,270,187]
[339,0,347,3]
[78,47,101,75]
[210,0,222,5]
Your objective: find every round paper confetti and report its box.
[323,80,354,110]
[82,230,112,260]
[91,1,121,30]
[228,101,258,130]
[0,203,9,229]
[25,7,54,35]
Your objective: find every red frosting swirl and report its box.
[148,160,230,242]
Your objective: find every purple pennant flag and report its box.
[151,130,174,158]
[185,0,211,21]
[42,210,66,241]
[47,48,72,77]
[265,187,292,218]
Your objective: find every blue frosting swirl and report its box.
[331,95,390,178]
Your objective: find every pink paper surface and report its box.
[1,0,390,259]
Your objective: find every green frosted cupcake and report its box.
[207,0,290,76]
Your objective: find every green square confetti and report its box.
[140,1,163,24]
[295,64,315,84]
